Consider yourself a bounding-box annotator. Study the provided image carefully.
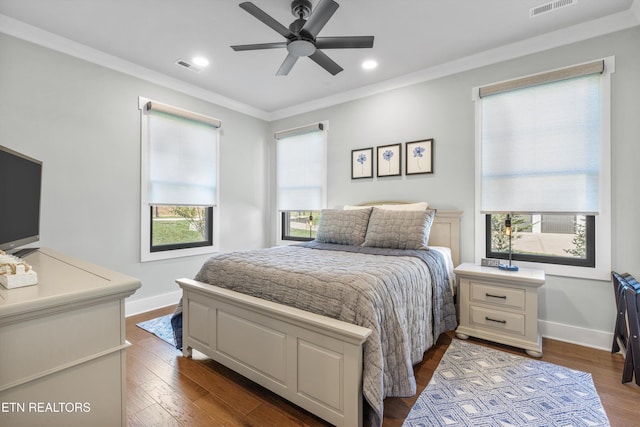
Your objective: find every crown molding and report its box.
[268,7,640,121]
[0,14,271,121]
[2,7,638,123]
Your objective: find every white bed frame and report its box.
[176,209,462,427]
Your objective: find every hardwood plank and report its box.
[177,355,265,415]
[127,307,639,427]
[191,393,254,427]
[127,402,182,427]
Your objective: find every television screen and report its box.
[0,146,42,253]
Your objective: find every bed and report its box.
[174,204,462,427]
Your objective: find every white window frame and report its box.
[275,122,328,246]
[473,57,614,280]
[139,96,220,262]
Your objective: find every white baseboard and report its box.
[125,290,182,317]
[124,293,614,352]
[539,319,613,352]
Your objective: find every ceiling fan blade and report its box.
[309,50,343,75]
[302,0,339,38]
[231,42,287,51]
[239,2,292,38]
[315,36,374,49]
[276,53,299,76]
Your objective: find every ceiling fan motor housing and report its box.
[288,1,316,57]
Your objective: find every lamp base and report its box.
[499,263,519,272]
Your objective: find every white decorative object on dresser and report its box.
[0,248,141,427]
[455,262,545,357]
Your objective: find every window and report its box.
[150,205,213,252]
[474,58,613,279]
[275,123,326,243]
[139,98,220,261]
[281,211,319,241]
[486,213,595,267]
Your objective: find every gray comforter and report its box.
[191,242,457,426]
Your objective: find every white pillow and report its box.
[343,204,374,210]
[344,202,428,211]
[379,202,429,211]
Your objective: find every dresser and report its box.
[0,248,141,427]
[455,262,545,357]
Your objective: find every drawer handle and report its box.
[485,316,507,324]
[485,293,507,299]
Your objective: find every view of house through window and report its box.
[151,205,212,251]
[281,211,320,241]
[486,213,595,267]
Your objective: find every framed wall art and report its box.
[377,143,401,177]
[351,147,373,179]
[406,139,433,175]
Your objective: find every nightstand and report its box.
[454,262,545,357]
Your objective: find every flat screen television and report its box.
[0,145,42,254]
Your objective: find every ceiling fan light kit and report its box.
[231,0,374,76]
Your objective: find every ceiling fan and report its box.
[231,0,374,76]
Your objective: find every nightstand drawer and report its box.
[470,282,525,310]
[469,306,525,335]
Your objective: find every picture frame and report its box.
[376,143,402,177]
[405,139,433,175]
[351,147,373,179]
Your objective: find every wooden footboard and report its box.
[176,278,372,427]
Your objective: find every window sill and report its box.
[141,245,218,262]
[503,259,610,281]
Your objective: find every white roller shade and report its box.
[147,110,218,206]
[480,72,601,214]
[276,125,325,211]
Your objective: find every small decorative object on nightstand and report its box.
[454,262,545,357]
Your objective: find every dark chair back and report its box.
[620,273,640,385]
[612,272,629,354]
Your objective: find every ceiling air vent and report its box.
[530,0,578,18]
[174,59,202,73]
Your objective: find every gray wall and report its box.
[2,25,639,344]
[0,33,270,304]
[270,27,640,342]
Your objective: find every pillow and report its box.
[379,202,429,211]
[343,202,428,211]
[315,208,373,246]
[343,204,373,210]
[363,208,436,250]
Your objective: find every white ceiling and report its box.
[0,0,638,120]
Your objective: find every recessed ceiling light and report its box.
[362,59,378,70]
[192,56,210,67]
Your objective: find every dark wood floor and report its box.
[126,306,639,427]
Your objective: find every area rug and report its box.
[402,339,609,426]
[136,314,176,347]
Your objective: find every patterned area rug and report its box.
[403,339,609,426]
[136,314,176,347]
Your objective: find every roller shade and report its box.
[147,106,219,206]
[480,64,603,214]
[276,124,325,211]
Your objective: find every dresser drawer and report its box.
[470,281,525,310]
[469,306,525,335]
